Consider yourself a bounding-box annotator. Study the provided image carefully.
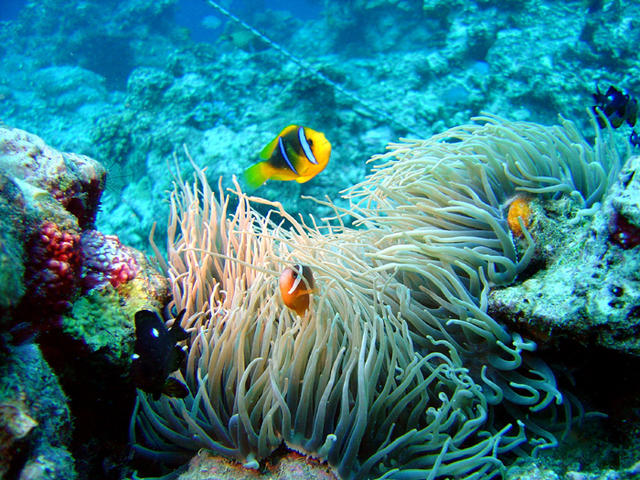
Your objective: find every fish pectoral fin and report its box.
[170,345,187,371]
[163,377,189,399]
[295,175,314,183]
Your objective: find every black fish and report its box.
[131,309,189,400]
[592,84,638,129]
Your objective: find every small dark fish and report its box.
[631,130,640,148]
[592,84,638,129]
[131,309,189,400]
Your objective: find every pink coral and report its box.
[80,230,139,291]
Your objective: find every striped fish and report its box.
[244,125,331,189]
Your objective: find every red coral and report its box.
[80,230,139,291]
[26,222,81,313]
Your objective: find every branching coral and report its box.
[132,115,619,479]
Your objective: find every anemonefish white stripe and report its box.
[298,127,318,164]
[278,137,298,174]
[287,265,304,295]
[288,264,305,295]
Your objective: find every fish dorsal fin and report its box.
[259,125,297,159]
[169,323,189,343]
[169,310,188,342]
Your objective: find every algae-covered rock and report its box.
[62,248,170,368]
[0,180,25,316]
[175,451,339,480]
[0,343,76,479]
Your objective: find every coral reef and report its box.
[0,125,106,228]
[0,125,170,478]
[80,229,140,290]
[0,124,167,323]
[26,221,82,313]
[3,0,636,256]
[177,450,339,480]
[0,1,638,477]
[0,175,26,320]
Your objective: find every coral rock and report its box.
[0,396,38,476]
[80,229,140,291]
[0,126,106,228]
[178,451,339,480]
[26,221,82,314]
[489,156,640,356]
[0,343,75,480]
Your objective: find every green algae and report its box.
[62,287,136,367]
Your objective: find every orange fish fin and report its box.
[244,162,269,189]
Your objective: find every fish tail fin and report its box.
[244,162,268,189]
[162,377,189,399]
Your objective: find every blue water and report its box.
[173,0,320,43]
[0,0,25,20]
[1,0,321,35]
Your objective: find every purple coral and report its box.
[80,230,139,291]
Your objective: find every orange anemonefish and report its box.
[279,264,315,316]
[244,125,331,189]
[507,197,532,237]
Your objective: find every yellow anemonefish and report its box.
[244,125,331,189]
[279,264,315,316]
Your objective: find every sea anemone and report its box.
[132,114,619,479]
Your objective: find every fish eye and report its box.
[307,138,313,146]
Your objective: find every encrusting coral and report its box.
[132,115,620,479]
